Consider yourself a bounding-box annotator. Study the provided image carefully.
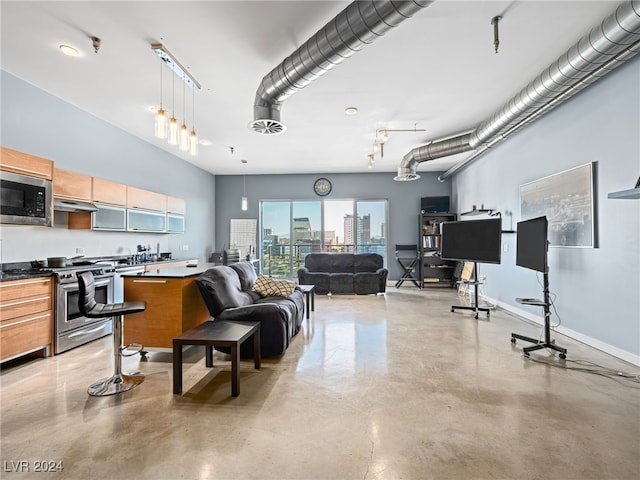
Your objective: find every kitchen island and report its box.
[122,264,217,349]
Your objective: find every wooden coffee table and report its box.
[173,320,260,397]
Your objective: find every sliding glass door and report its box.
[261,199,387,279]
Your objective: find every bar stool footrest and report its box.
[120,343,144,356]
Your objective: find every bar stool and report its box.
[77,272,146,396]
[395,244,420,288]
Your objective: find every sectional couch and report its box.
[297,253,388,295]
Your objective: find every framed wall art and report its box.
[520,162,596,248]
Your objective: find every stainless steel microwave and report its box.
[0,170,53,226]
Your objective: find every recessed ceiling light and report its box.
[199,139,212,146]
[59,44,79,57]
[345,106,358,115]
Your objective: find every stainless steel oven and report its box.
[0,170,53,226]
[54,266,115,354]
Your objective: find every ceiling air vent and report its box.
[248,119,286,135]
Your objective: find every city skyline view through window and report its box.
[261,199,387,278]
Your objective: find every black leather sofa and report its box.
[297,253,388,295]
[195,262,304,357]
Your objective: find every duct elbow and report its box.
[394,155,420,182]
[249,94,286,135]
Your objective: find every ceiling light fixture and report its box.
[151,43,201,154]
[59,44,79,57]
[241,175,248,211]
[345,106,358,116]
[366,126,426,168]
[154,58,167,139]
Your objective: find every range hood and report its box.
[53,198,98,213]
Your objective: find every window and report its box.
[260,199,387,278]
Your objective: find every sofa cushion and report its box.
[354,272,382,295]
[354,253,383,272]
[252,275,297,297]
[229,261,258,291]
[329,273,354,294]
[304,253,333,272]
[329,254,355,273]
[299,271,330,295]
[196,266,254,317]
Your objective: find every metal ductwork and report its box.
[249,0,432,135]
[395,0,640,181]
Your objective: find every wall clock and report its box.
[313,177,332,196]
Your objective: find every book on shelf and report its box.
[422,235,441,249]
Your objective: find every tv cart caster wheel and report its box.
[511,338,516,344]
[474,313,479,319]
[559,353,566,360]
[451,307,454,312]
[522,351,530,358]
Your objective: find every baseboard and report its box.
[486,296,640,367]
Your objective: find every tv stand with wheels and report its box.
[510,271,567,359]
[451,262,490,319]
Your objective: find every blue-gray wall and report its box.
[452,57,640,362]
[0,71,215,263]
[214,172,452,279]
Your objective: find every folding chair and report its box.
[395,244,420,288]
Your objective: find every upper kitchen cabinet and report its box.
[53,167,92,201]
[0,146,53,180]
[127,186,167,212]
[92,178,127,206]
[167,196,186,215]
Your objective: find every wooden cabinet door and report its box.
[53,168,92,201]
[92,177,127,206]
[127,186,167,212]
[0,146,54,180]
[0,277,53,361]
[166,196,186,214]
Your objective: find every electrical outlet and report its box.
[503,244,509,252]
[183,244,189,251]
[76,247,85,254]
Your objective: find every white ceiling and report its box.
[0,1,619,176]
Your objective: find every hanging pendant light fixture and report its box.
[168,67,178,145]
[241,175,248,211]
[154,58,167,138]
[179,82,189,151]
[190,85,198,156]
[151,44,202,154]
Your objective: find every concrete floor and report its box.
[1,288,639,480]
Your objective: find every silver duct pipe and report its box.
[250,0,432,135]
[395,0,640,181]
[438,40,640,181]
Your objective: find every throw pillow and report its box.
[252,275,297,297]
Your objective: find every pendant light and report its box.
[179,82,189,151]
[189,86,198,155]
[168,65,178,145]
[154,58,167,138]
[241,175,248,211]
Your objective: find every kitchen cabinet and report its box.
[167,214,185,233]
[0,277,53,362]
[53,168,92,201]
[92,204,127,231]
[167,196,186,215]
[127,209,166,232]
[0,146,54,180]
[93,177,127,206]
[123,269,210,348]
[127,186,167,212]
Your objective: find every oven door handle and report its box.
[67,323,110,338]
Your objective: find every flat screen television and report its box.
[441,218,502,264]
[516,216,548,273]
[421,196,450,213]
